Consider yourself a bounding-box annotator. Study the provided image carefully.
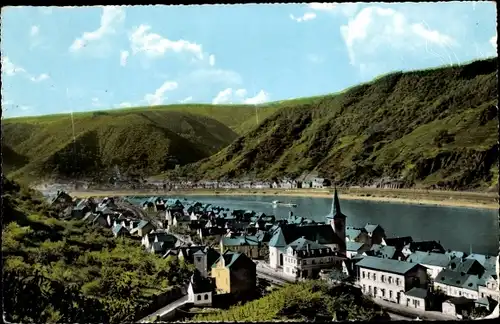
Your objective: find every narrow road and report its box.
[137,295,189,323]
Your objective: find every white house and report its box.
[187,270,214,306]
[433,269,480,300]
[312,178,325,189]
[402,287,428,311]
[282,237,338,279]
[356,256,429,305]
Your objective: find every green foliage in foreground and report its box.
[2,177,195,323]
[177,58,498,190]
[192,280,388,322]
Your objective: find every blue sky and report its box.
[1,2,497,118]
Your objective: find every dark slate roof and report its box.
[434,269,481,290]
[222,235,260,246]
[268,224,342,248]
[384,236,413,249]
[405,287,428,299]
[407,251,451,267]
[449,259,484,274]
[407,241,445,253]
[112,224,128,234]
[356,256,421,275]
[287,237,328,251]
[151,242,166,253]
[445,296,475,305]
[346,228,364,239]
[137,220,153,229]
[212,251,254,270]
[347,242,365,252]
[367,244,397,259]
[365,223,382,234]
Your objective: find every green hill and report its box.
[2,106,278,183]
[175,58,498,190]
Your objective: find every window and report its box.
[312,260,316,265]
[381,289,385,297]
[204,294,208,300]
[363,284,366,292]
[368,273,371,279]
[389,290,393,299]
[197,295,201,301]
[381,275,385,283]
[368,286,372,293]
[396,278,400,286]
[362,271,366,279]
[388,277,392,284]
[373,274,377,281]
[303,260,307,265]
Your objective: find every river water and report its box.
[175,195,498,256]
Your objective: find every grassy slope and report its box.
[2,105,281,183]
[2,176,194,323]
[176,58,498,190]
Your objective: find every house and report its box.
[312,178,327,189]
[356,256,429,305]
[50,191,73,208]
[345,227,371,245]
[281,236,340,280]
[346,242,371,259]
[188,270,214,306]
[150,242,168,254]
[112,224,130,237]
[211,251,257,295]
[171,213,191,228]
[71,200,91,219]
[364,223,386,245]
[142,230,178,249]
[448,258,485,277]
[433,269,481,300]
[406,251,452,279]
[442,296,475,318]
[83,213,108,227]
[402,240,446,257]
[134,220,156,237]
[402,287,428,311]
[220,235,262,259]
[478,271,499,300]
[365,244,401,260]
[383,236,413,252]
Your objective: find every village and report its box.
[47,188,499,322]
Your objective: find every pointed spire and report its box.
[331,186,345,219]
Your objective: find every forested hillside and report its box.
[177,58,498,190]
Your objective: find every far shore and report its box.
[69,188,499,210]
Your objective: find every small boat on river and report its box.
[271,200,297,208]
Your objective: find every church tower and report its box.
[327,187,346,254]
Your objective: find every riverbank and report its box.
[69,188,498,210]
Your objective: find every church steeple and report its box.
[332,187,345,219]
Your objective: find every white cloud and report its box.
[307,3,337,11]
[129,24,203,60]
[212,88,269,105]
[290,12,317,23]
[340,6,457,65]
[1,56,26,76]
[30,73,49,82]
[69,6,125,52]
[490,35,497,50]
[179,96,193,104]
[209,54,215,66]
[30,25,39,37]
[144,81,178,105]
[120,50,129,66]
[91,97,101,107]
[244,90,270,105]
